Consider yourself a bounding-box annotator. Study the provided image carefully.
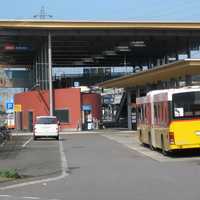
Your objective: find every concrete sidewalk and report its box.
[10,127,135,135]
[101,131,200,162]
[102,132,172,162]
[11,130,102,136]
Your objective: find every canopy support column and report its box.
[48,32,53,116]
[127,90,132,130]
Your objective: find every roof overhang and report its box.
[1,20,200,30]
[1,20,200,67]
[98,59,200,88]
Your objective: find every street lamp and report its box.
[93,55,105,60]
[130,41,146,47]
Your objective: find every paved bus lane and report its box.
[0,133,200,200]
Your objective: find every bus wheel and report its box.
[148,132,154,150]
[139,130,142,142]
[161,136,167,156]
[139,131,145,146]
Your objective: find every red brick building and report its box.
[14,88,101,131]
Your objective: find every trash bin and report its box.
[87,122,93,130]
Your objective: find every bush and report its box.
[0,169,20,179]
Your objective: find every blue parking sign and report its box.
[6,102,14,110]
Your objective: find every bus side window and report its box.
[144,104,147,123]
[159,102,163,125]
[155,103,159,125]
[154,103,157,124]
[137,106,140,122]
[138,106,141,122]
[146,104,149,124]
[162,102,165,125]
[163,101,169,126]
[137,105,142,123]
[158,103,160,124]
[143,106,145,122]
[143,104,145,123]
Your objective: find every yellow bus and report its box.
[136,86,200,155]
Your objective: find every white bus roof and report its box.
[152,86,200,101]
[137,86,200,103]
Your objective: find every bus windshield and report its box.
[173,91,200,119]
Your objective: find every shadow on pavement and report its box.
[143,143,200,158]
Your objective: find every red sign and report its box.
[4,43,15,51]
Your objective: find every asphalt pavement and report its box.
[0,132,199,200]
[0,135,61,182]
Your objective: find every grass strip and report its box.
[0,169,20,179]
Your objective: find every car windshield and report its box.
[36,117,57,124]
[173,91,200,119]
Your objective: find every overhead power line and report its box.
[33,6,53,19]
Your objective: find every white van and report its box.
[33,116,59,140]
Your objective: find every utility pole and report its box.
[34,7,53,116]
[48,32,53,116]
[33,6,53,19]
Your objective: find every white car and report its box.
[33,116,59,140]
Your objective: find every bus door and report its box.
[150,98,156,147]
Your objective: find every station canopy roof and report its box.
[98,59,200,88]
[0,20,200,67]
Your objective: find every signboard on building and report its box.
[0,89,24,114]
[14,104,22,112]
[74,81,80,87]
[103,95,113,104]
[4,43,15,51]
[5,100,14,113]
[4,43,32,51]
[6,102,13,110]
[82,104,92,111]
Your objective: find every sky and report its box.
[1,0,200,21]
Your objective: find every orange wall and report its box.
[15,89,102,130]
[54,88,81,129]
[15,90,49,130]
[15,88,81,130]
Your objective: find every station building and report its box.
[0,20,199,130]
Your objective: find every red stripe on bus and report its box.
[170,118,200,123]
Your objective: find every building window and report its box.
[54,109,70,123]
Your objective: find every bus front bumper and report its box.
[169,144,200,150]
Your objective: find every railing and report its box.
[115,92,127,122]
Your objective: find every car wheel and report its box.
[139,130,143,143]
[55,135,59,140]
[148,132,154,150]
